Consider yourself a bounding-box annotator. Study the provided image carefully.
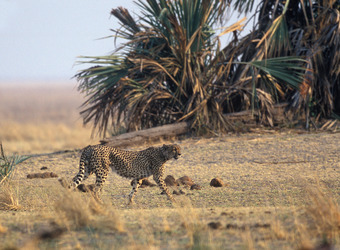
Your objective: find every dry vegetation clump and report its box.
[53,190,124,232]
[0,182,21,211]
[53,191,93,229]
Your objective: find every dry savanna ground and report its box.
[0,83,340,249]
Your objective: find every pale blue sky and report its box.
[0,1,251,83]
[0,0,136,82]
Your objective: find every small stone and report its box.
[208,222,223,230]
[130,178,156,187]
[252,223,270,228]
[177,176,194,186]
[50,172,58,178]
[226,224,245,230]
[77,184,95,193]
[190,184,201,190]
[210,178,224,187]
[77,184,88,192]
[165,175,178,186]
[141,179,156,188]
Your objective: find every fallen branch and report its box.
[100,122,189,147]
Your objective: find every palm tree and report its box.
[230,0,340,128]
[76,0,311,137]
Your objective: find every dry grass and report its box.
[300,183,340,248]
[53,189,124,232]
[0,221,7,234]
[0,83,98,154]
[0,182,21,211]
[54,191,93,229]
[0,83,339,249]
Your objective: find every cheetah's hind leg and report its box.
[128,178,143,205]
[91,168,109,204]
[70,167,93,190]
[153,175,176,203]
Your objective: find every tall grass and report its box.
[270,181,340,249]
[303,183,340,247]
[175,200,214,249]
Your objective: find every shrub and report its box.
[0,143,30,184]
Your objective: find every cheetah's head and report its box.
[162,144,181,160]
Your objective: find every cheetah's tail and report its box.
[71,159,86,188]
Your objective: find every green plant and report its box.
[0,143,30,184]
[76,0,307,136]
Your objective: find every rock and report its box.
[210,178,224,187]
[50,172,58,178]
[58,178,69,188]
[130,179,156,188]
[40,166,48,170]
[141,179,157,187]
[164,175,177,186]
[77,184,95,193]
[36,226,66,240]
[252,223,270,228]
[226,224,245,230]
[179,189,185,194]
[208,222,223,230]
[177,176,194,186]
[190,184,201,190]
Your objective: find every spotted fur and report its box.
[70,144,181,204]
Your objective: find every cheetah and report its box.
[70,144,181,204]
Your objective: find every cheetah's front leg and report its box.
[153,174,175,203]
[128,179,143,205]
